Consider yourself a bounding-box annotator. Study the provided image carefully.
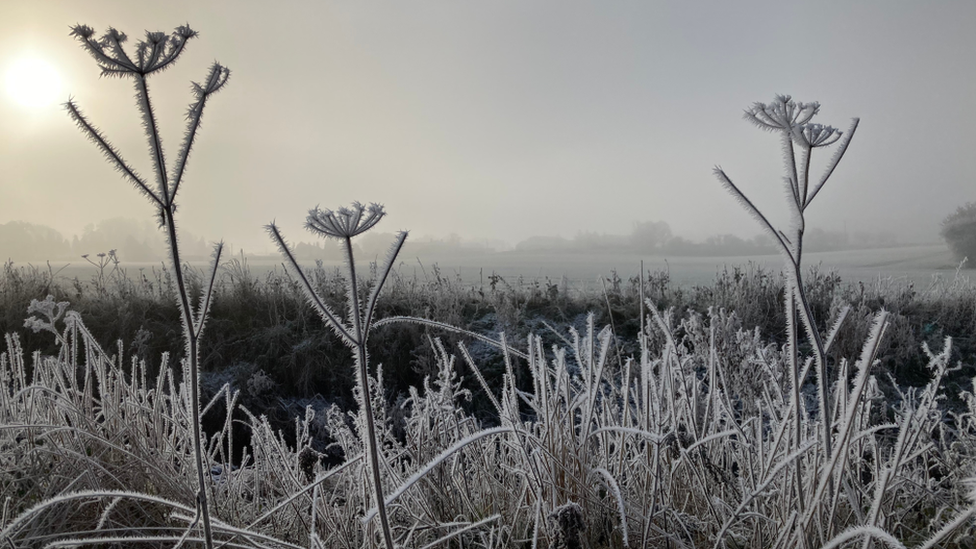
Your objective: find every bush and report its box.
[941,202,976,265]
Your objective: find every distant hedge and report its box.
[941,202,976,266]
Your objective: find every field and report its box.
[397,244,962,288]
[4,29,976,548]
[37,242,963,291]
[3,249,976,548]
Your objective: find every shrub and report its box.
[941,202,976,265]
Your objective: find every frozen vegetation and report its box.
[2,25,976,549]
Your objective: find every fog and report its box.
[2,1,974,256]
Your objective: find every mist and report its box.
[2,1,974,257]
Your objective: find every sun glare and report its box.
[4,56,63,109]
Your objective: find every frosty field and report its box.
[3,18,976,549]
[39,243,962,293]
[4,241,976,548]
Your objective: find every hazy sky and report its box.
[2,1,974,253]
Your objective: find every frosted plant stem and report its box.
[785,133,799,197]
[786,278,806,516]
[139,75,213,548]
[717,98,857,487]
[67,28,230,547]
[135,75,170,204]
[790,265,831,462]
[343,236,395,549]
[918,504,976,549]
[165,209,213,549]
[799,144,813,208]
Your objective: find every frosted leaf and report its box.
[23,295,70,335]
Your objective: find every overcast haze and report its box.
[2,0,974,254]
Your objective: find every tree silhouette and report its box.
[941,202,976,266]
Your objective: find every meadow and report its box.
[3,248,975,548]
[3,24,976,549]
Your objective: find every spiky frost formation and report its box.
[712,166,794,258]
[264,221,355,346]
[64,100,158,205]
[268,202,402,549]
[171,63,231,200]
[805,117,859,207]
[714,96,862,470]
[65,24,231,549]
[69,24,197,77]
[743,94,820,132]
[66,25,230,212]
[306,202,385,239]
[793,123,843,148]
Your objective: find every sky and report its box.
[2,0,975,254]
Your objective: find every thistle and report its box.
[268,202,406,549]
[66,25,229,549]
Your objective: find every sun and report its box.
[4,56,63,109]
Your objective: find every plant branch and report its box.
[64,101,161,206]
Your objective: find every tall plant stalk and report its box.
[714,95,858,479]
[66,25,229,549]
[268,203,406,549]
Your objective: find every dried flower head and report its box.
[793,123,843,148]
[305,202,385,239]
[744,94,820,132]
[69,24,198,77]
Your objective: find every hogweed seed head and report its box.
[744,94,820,133]
[793,123,843,148]
[306,202,385,239]
[190,63,231,101]
[69,24,198,77]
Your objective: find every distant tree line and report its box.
[0,219,502,264]
[0,218,909,263]
[0,218,210,262]
[941,202,976,266]
[514,220,901,256]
